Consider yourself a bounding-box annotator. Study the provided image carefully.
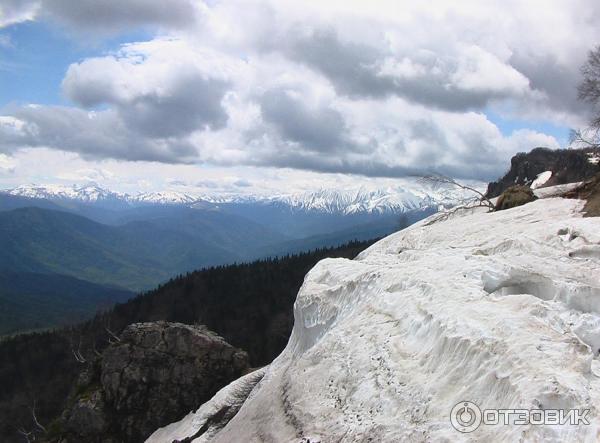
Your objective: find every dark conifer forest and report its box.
[0,239,374,441]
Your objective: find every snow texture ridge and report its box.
[149,194,600,442]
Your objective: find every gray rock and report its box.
[64,390,107,437]
[54,322,249,443]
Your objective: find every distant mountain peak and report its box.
[2,180,480,214]
[134,191,198,205]
[7,183,127,203]
[208,183,477,215]
[5,183,196,206]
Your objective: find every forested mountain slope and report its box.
[0,272,133,335]
[0,240,373,443]
[0,206,285,291]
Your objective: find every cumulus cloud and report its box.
[240,96,560,180]
[285,29,393,99]
[44,0,199,34]
[109,72,229,137]
[0,0,38,28]
[284,30,531,112]
[0,39,234,164]
[0,153,16,173]
[259,87,354,153]
[62,39,232,136]
[0,105,198,163]
[1,0,599,183]
[1,0,202,33]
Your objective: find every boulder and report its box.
[53,322,249,443]
[495,185,537,211]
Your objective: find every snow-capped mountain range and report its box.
[4,184,197,206]
[6,183,127,203]
[2,181,479,215]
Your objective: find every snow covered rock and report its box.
[148,194,600,442]
[147,368,268,443]
[531,171,553,189]
[486,147,600,197]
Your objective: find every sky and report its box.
[0,0,599,196]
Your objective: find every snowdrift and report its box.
[148,193,600,442]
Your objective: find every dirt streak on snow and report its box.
[148,195,600,443]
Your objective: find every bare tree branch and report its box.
[30,400,46,434]
[16,399,46,442]
[579,45,600,106]
[569,128,600,148]
[578,45,600,134]
[420,174,495,211]
[71,348,86,363]
[70,334,87,363]
[92,340,102,357]
[423,200,489,226]
[105,327,121,344]
[17,428,34,443]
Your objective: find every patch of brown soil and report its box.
[495,185,537,211]
[563,173,600,217]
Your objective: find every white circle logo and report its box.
[450,401,482,433]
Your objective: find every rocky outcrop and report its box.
[494,185,537,211]
[486,146,600,197]
[52,322,249,443]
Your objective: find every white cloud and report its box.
[0,147,486,197]
[1,0,599,186]
[0,104,200,163]
[56,167,115,182]
[0,0,39,28]
[449,45,530,96]
[49,0,200,33]
[0,0,202,33]
[0,153,16,173]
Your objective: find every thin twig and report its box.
[421,174,495,210]
[17,428,33,443]
[70,334,86,363]
[31,400,46,433]
[92,340,102,357]
[105,327,121,344]
[423,200,487,226]
[569,128,600,148]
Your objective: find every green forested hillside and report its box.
[0,207,286,291]
[0,272,133,335]
[0,239,374,442]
